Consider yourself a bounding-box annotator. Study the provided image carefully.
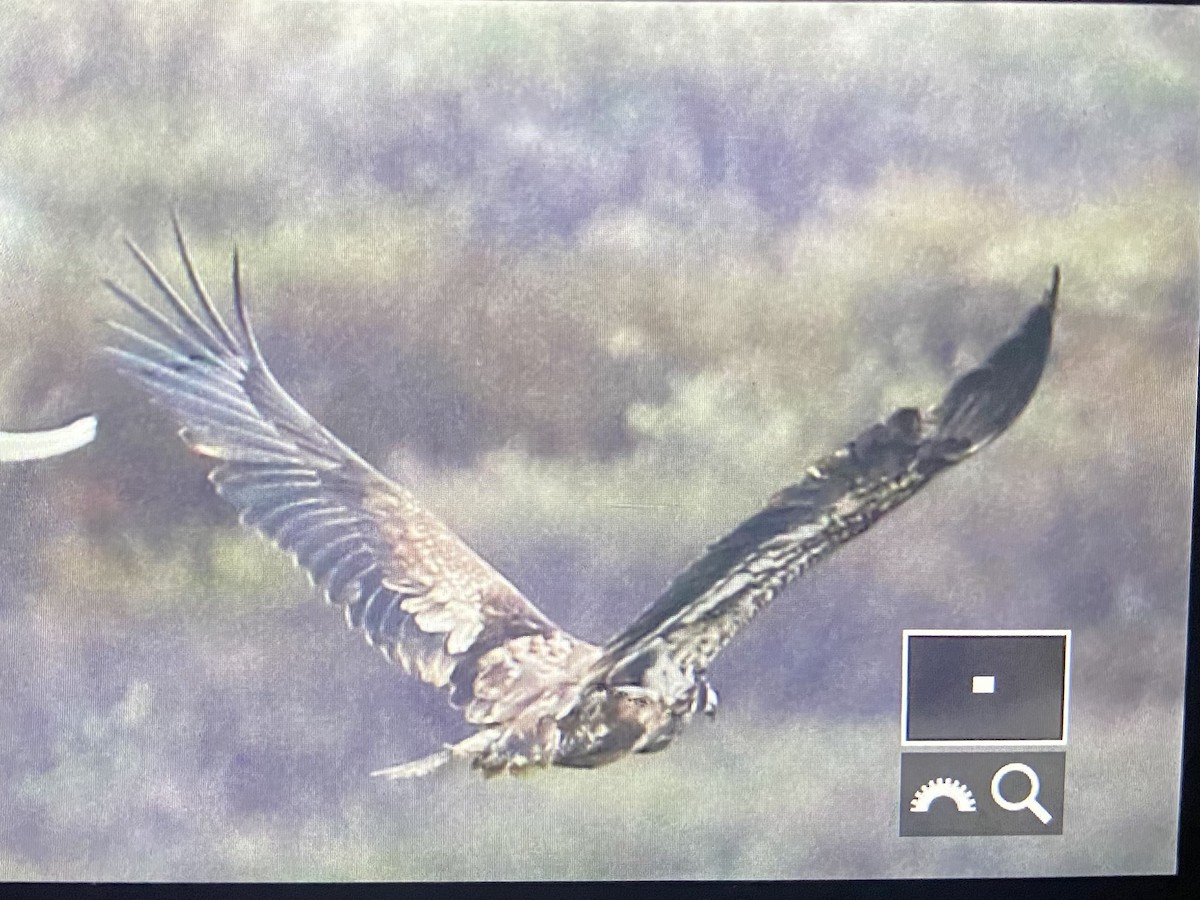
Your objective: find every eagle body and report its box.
[437,660,710,776]
[106,217,1058,779]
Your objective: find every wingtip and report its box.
[1045,265,1061,312]
[100,277,147,314]
[228,245,264,358]
[169,207,187,248]
[122,234,150,264]
[231,246,249,323]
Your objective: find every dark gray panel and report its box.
[905,635,1067,742]
[900,751,1066,836]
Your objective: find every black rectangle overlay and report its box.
[905,634,1067,742]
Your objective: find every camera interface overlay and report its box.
[902,630,1070,745]
[900,752,1066,836]
[899,630,1070,838]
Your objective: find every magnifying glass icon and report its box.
[991,762,1053,824]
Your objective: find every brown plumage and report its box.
[106,216,1058,778]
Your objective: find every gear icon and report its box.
[910,777,977,813]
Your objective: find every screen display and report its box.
[0,0,1195,881]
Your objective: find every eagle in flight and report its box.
[106,216,1058,778]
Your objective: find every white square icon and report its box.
[972,675,996,694]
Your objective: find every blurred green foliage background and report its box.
[0,0,1196,880]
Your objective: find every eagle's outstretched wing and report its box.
[104,218,599,726]
[593,269,1059,683]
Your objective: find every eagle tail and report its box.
[369,748,453,780]
[369,730,498,779]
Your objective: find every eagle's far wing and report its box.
[593,269,1059,683]
[104,217,599,726]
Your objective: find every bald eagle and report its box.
[105,216,1058,778]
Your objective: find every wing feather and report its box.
[106,218,598,725]
[595,269,1060,681]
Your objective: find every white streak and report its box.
[0,415,97,462]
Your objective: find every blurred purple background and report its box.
[0,0,1196,880]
